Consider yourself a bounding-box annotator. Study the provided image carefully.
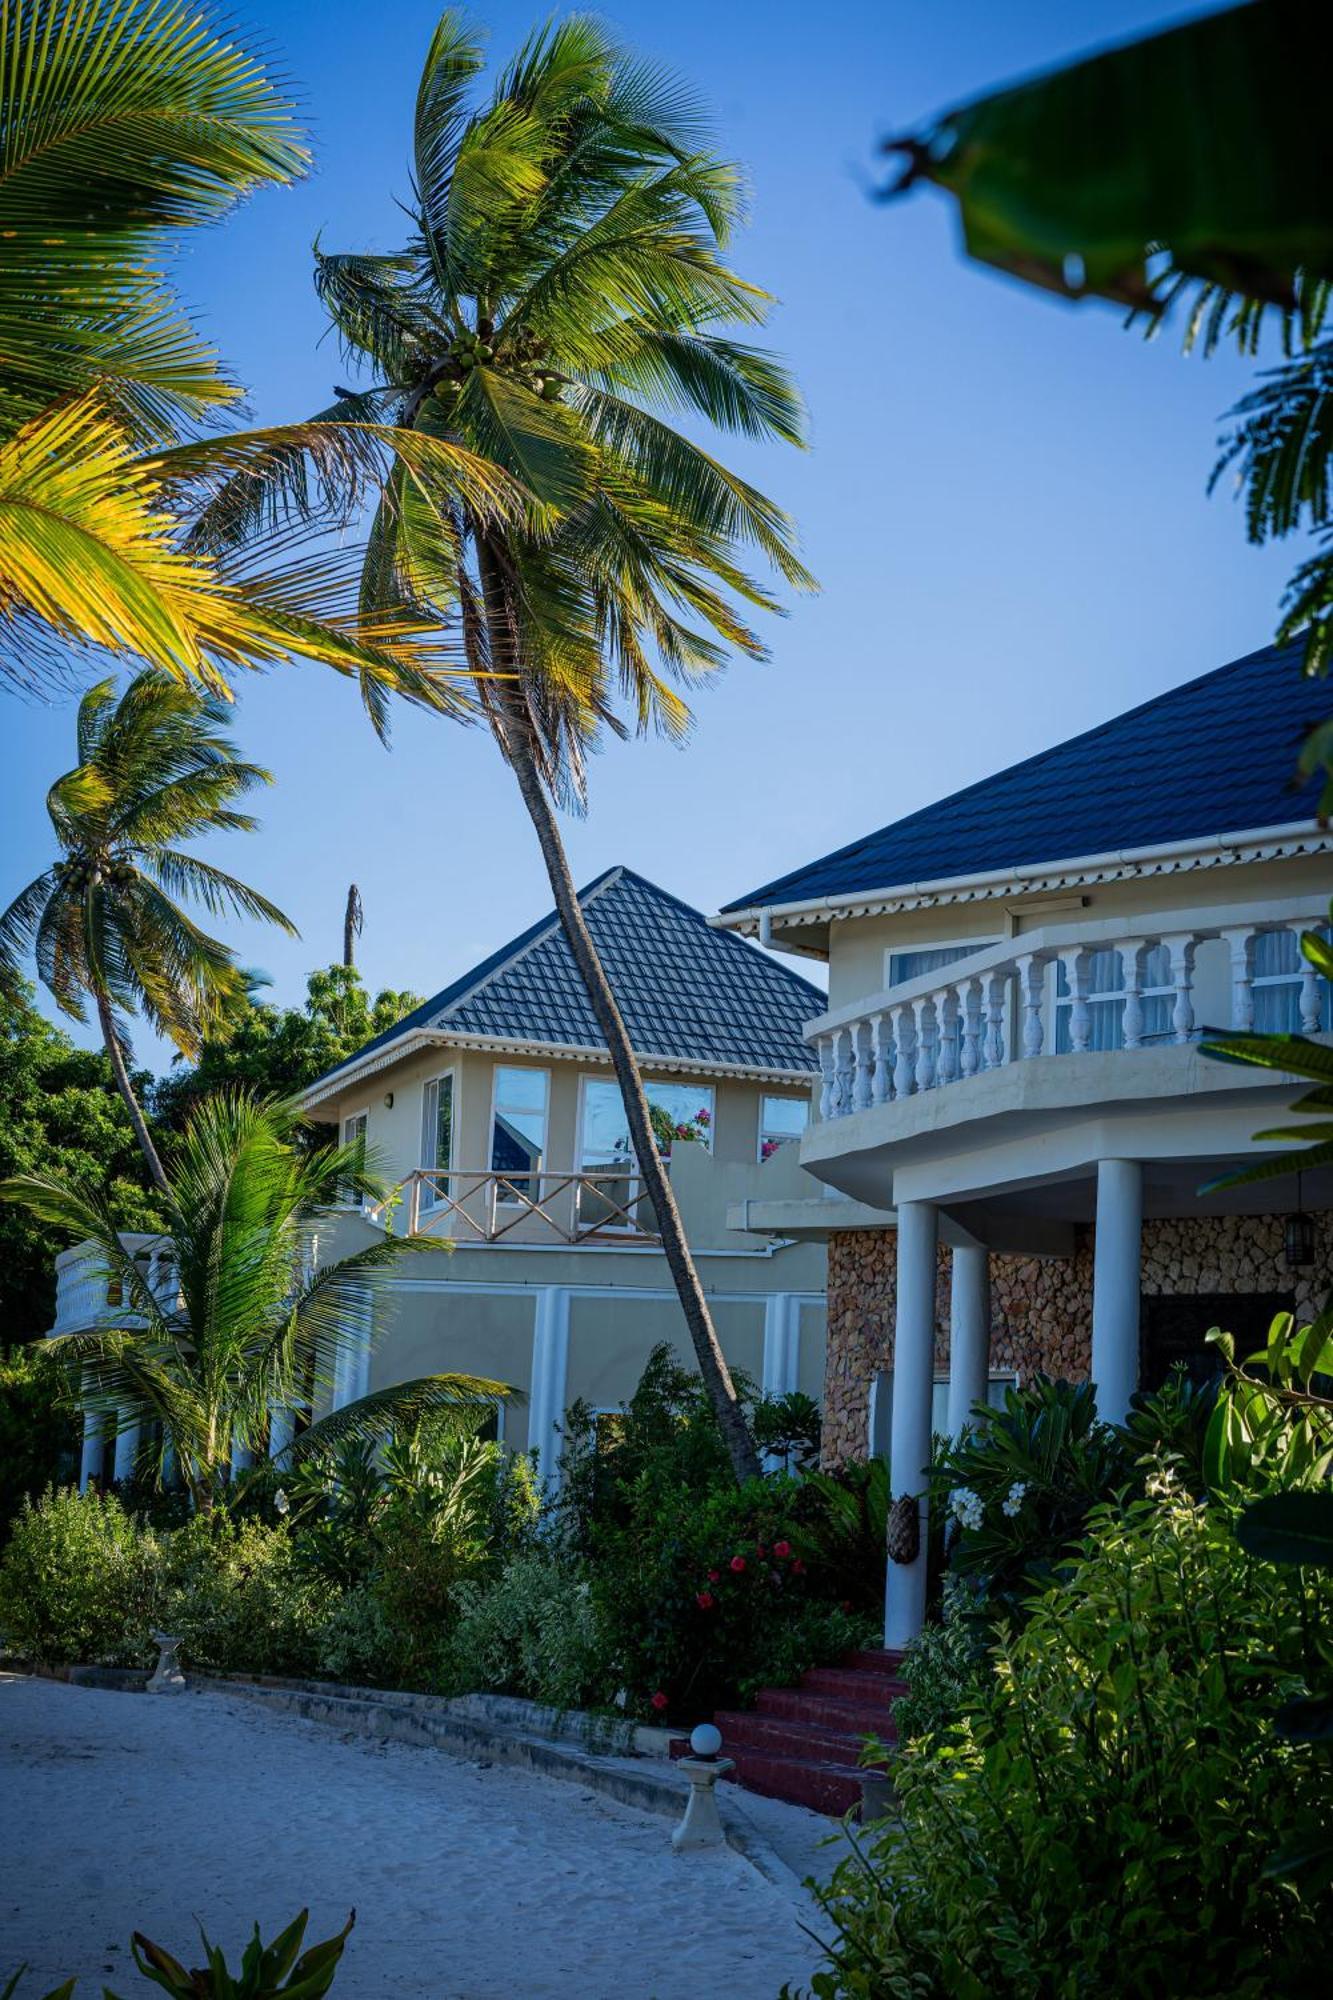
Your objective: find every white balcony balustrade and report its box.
[811,909,1330,1124]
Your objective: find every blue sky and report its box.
[3,0,1293,1067]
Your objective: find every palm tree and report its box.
[0,1093,509,1511]
[0,671,296,1191]
[0,0,511,707]
[194,13,814,1481]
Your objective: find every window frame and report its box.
[488,1062,551,1207]
[338,1108,370,1208]
[757,1091,811,1164]
[883,935,999,991]
[574,1072,716,1233]
[1053,943,1176,1053]
[419,1067,457,1213]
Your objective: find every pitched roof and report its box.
[722,640,1327,914]
[311,867,823,1093]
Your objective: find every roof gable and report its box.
[312,868,823,1093]
[723,641,1327,914]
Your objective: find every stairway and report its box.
[713,1648,906,1815]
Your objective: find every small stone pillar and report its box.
[672,1724,734,1852]
[147,1632,186,1695]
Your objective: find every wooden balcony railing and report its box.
[364,1167,665,1245]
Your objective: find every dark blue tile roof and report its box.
[723,641,1327,913]
[313,868,823,1090]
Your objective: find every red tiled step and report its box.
[844,1647,906,1674]
[723,1747,864,1817]
[799,1664,907,1704]
[755,1686,898,1738]
[714,1708,865,1763]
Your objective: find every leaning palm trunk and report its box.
[478,549,759,1483]
[95,980,168,1195]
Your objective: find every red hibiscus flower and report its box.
[707,1569,720,1583]
[773,1540,791,1559]
[696,1591,715,1610]
[651,1691,669,1711]
[729,1555,747,1573]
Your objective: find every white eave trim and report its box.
[712,818,1333,945]
[300,1028,816,1110]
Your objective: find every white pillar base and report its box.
[947,1246,990,1438]
[528,1287,571,1493]
[885,1200,938,1651]
[1091,1159,1143,1424]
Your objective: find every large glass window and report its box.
[420,1073,454,1210]
[577,1078,714,1230]
[490,1065,549,1202]
[1252,926,1333,1031]
[887,941,996,988]
[759,1092,809,1161]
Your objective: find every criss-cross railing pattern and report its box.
[365,1168,663,1244]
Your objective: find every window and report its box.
[887,940,997,988]
[1054,944,1173,1052]
[420,1073,454,1210]
[340,1111,368,1205]
[1251,926,1333,1031]
[759,1093,809,1161]
[490,1066,549,1202]
[577,1077,714,1230]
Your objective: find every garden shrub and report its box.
[314,1583,403,1686]
[888,1576,987,1747]
[798,1479,1333,1999]
[447,1552,609,1709]
[0,1486,157,1665]
[163,1515,321,1677]
[0,1346,77,1536]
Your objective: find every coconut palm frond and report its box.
[286,1373,514,1463]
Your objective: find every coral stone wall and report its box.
[821,1211,1333,1469]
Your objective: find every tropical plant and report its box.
[3,1909,351,2000]
[796,1484,1333,1999]
[0,1485,158,1666]
[751,1388,823,1472]
[194,11,815,1479]
[0,672,296,1188]
[0,977,159,1335]
[1203,1312,1333,1500]
[0,1346,78,1533]
[0,0,498,705]
[0,1092,508,1508]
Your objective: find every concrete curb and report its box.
[192,1675,805,1896]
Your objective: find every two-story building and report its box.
[716,640,1333,1645]
[59,868,830,1488]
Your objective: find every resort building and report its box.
[715,640,1333,1645]
[54,868,830,1486]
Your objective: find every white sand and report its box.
[0,1675,824,1999]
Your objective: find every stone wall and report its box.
[821,1210,1333,1469]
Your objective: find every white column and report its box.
[1091,1159,1142,1423]
[268,1406,294,1465]
[947,1246,990,1437]
[331,1287,374,1409]
[528,1286,571,1493]
[885,1200,938,1651]
[760,1293,801,1472]
[113,1413,141,1486]
[79,1407,104,1492]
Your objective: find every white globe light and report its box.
[690,1723,722,1758]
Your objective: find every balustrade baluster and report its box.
[853,1020,875,1111]
[870,1013,892,1105]
[1300,946,1324,1034]
[893,1004,916,1099]
[1120,940,1147,1050]
[960,978,982,1077]
[1162,933,1196,1043]
[983,974,1006,1069]
[1222,927,1256,1032]
[834,1027,856,1116]
[1059,948,1092,1053]
[1017,954,1046,1059]
[817,1036,835,1120]
[936,988,960,1085]
[913,998,938,1092]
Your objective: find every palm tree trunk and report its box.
[476,546,760,1484]
[94,990,169,1195]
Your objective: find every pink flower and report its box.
[729,1555,747,1574]
[651,1691,669,1712]
[707,1568,720,1583]
[773,1540,791,1559]
[696,1108,711,1126]
[696,1591,715,1610]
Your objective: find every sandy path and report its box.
[0,1675,823,2000]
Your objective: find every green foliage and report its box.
[0,1347,78,1536]
[888,1577,987,1748]
[0,1487,157,1666]
[0,981,159,1338]
[448,1552,609,1709]
[1204,1314,1333,1497]
[3,1909,351,2000]
[1115,1364,1216,1494]
[798,1484,1333,1999]
[795,1457,890,1608]
[162,1516,321,1678]
[930,1376,1128,1618]
[154,966,421,1132]
[751,1389,822,1472]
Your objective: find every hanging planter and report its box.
[886,1494,920,1566]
